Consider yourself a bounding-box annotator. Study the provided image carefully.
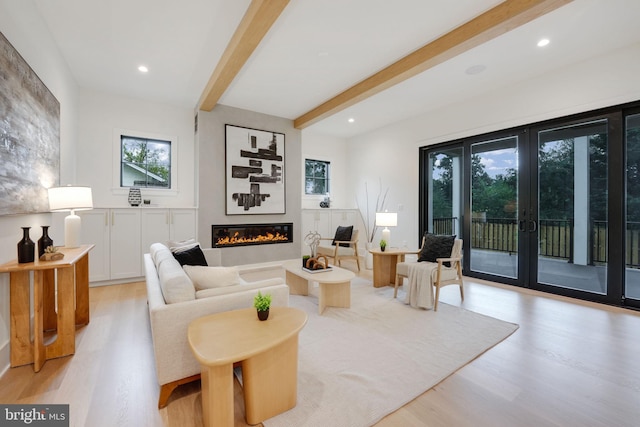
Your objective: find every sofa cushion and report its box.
[183,265,242,290]
[157,256,196,303]
[172,244,208,266]
[168,238,196,249]
[418,233,456,267]
[195,277,285,299]
[150,242,171,265]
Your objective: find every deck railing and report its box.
[446,217,640,268]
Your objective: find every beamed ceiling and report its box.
[33,0,640,138]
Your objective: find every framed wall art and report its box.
[0,31,60,216]
[225,124,285,215]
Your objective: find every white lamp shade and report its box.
[48,186,93,211]
[375,212,397,227]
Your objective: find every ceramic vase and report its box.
[128,187,142,206]
[365,242,374,269]
[257,309,269,321]
[17,227,35,263]
[38,225,54,258]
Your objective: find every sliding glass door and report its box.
[469,137,519,279]
[534,120,609,295]
[420,104,635,307]
[425,147,463,237]
[626,113,640,301]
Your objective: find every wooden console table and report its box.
[0,244,94,372]
[188,307,307,427]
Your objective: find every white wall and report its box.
[76,89,196,208]
[0,0,79,373]
[196,105,302,265]
[347,43,640,250]
[300,131,353,209]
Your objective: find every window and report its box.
[305,159,330,195]
[120,135,171,188]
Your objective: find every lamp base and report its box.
[64,212,81,248]
[381,228,391,245]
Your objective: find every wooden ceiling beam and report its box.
[198,0,290,111]
[294,0,572,130]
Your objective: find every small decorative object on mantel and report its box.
[17,227,35,263]
[38,225,54,258]
[128,187,142,206]
[319,196,331,208]
[40,245,64,261]
[379,239,387,252]
[254,291,272,321]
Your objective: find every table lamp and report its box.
[48,186,93,248]
[376,211,397,245]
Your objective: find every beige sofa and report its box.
[144,243,289,408]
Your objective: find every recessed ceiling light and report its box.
[318,51,329,57]
[537,38,550,47]
[465,64,486,75]
[138,65,149,73]
[348,118,355,123]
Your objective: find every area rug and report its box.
[262,277,519,427]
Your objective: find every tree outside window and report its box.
[305,159,330,195]
[121,136,171,188]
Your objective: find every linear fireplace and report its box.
[212,223,293,248]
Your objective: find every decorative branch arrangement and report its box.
[356,180,389,243]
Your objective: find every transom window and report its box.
[120,135,171,188]
[305,159,330,195]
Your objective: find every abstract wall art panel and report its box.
[0,31,60,216]
[225,124,285,215]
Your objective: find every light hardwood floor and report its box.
[0,269,639,427]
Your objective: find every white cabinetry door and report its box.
[110,209,141,280]
[169,209,197,242]
[141,209,171,255]
[79,209,110,282]
[331,210,358,229]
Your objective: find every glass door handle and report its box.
[518,220,526,232]
[529,220,538,232]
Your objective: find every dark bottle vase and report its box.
[38,225,54,259]
[257,309,269,321]
[17,227,35,263]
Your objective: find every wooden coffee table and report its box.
[188,307,307,427]
[283,259,355,314]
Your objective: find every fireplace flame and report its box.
[216,231,289,246]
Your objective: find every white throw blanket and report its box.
[404,262,437,309]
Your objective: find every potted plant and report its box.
[254,291,272,321]
[379,239,387,252]
[302,254,311,268]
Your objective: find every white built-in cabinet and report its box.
[140,208,197,254]
[76,208,196,284]
[300,209,359,255]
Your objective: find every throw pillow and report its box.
[332,225,353,247]
[169,239,198,253]
[183,265,242,290]
[172,244,208,266]
[418,233,456,267]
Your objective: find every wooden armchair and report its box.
[394,235,463,311]
[316,227,361,271]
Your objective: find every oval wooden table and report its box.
[283,259,355,314]
[188,307,307,427]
